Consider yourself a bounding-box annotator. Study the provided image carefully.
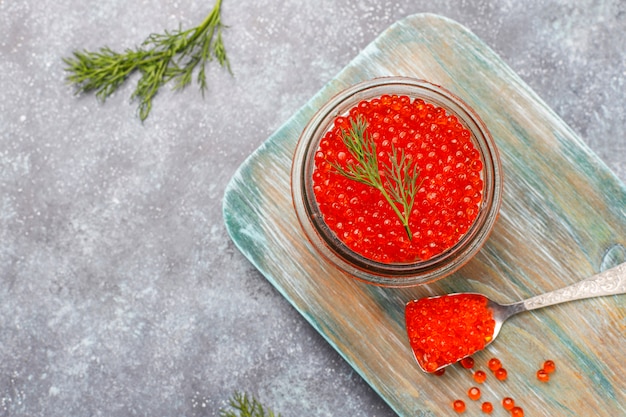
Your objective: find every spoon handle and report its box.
[522,262,626,311]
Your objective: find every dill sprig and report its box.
[219,392,281,417]
[329,115,422,240]
[62,0,231,121]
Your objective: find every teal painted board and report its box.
[223,14,626,416]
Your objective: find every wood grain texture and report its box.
[223,14,625,416]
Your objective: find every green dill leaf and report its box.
[219,392,281,417]
[62,0,231,121]
[328,115,421,239]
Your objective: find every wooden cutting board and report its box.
[223,14,625,416]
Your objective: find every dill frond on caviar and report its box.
[219,392,281,417]
[62,0,231,121]
[329,115,422,239]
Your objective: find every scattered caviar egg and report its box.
[502,397,515,411]
[453,399,466,413]
[473,370,487,383]
[405,294,496,372]
[537,368,550,382]
[468,386,481,401]
[543,359,556,373]
[312,94,485,264]
[460,357,475,369]
[495,367,508,381]
[434,368,446,377]
[481,402,493,413]
[487,358,502,372]
[511,406,525,417]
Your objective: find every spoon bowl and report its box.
[405,262,626,373]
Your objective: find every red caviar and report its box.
[453,399,466,413]
[502,397,515,411]
[543,359,556,373]
[473,370,487,383]
[511,406,525,417]
[487,358,502,372]
[536,368,550,382]
[313,94,484,263]
[495,367,508,381]
[460,357,475,369]
[481,401,493,413]
[468,386,481,401]
[405,294,495,372]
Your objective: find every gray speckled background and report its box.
[0,0,624,416]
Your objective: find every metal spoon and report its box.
[406,262,626,373]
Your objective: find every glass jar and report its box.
[291,77,503,287]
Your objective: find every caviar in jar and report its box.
[312,95,484,264]
[291,77,503,286]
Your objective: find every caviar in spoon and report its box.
[405,262,626,373]
[405,293,494,373]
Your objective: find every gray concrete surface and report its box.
[1,1,624,416]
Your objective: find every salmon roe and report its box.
[481,401,493,413]
[495,367,508,381]
[405,294,495,373]
[536,368,550,382]
[460,356,475,369]
[453,399,466,413]
[313,94,484,264]
[511,406,525,417]
[473,370,487,383]
[502,397,515,411]
[543,360,556,373]
[487,358,501,372]
[468,386,481,401]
